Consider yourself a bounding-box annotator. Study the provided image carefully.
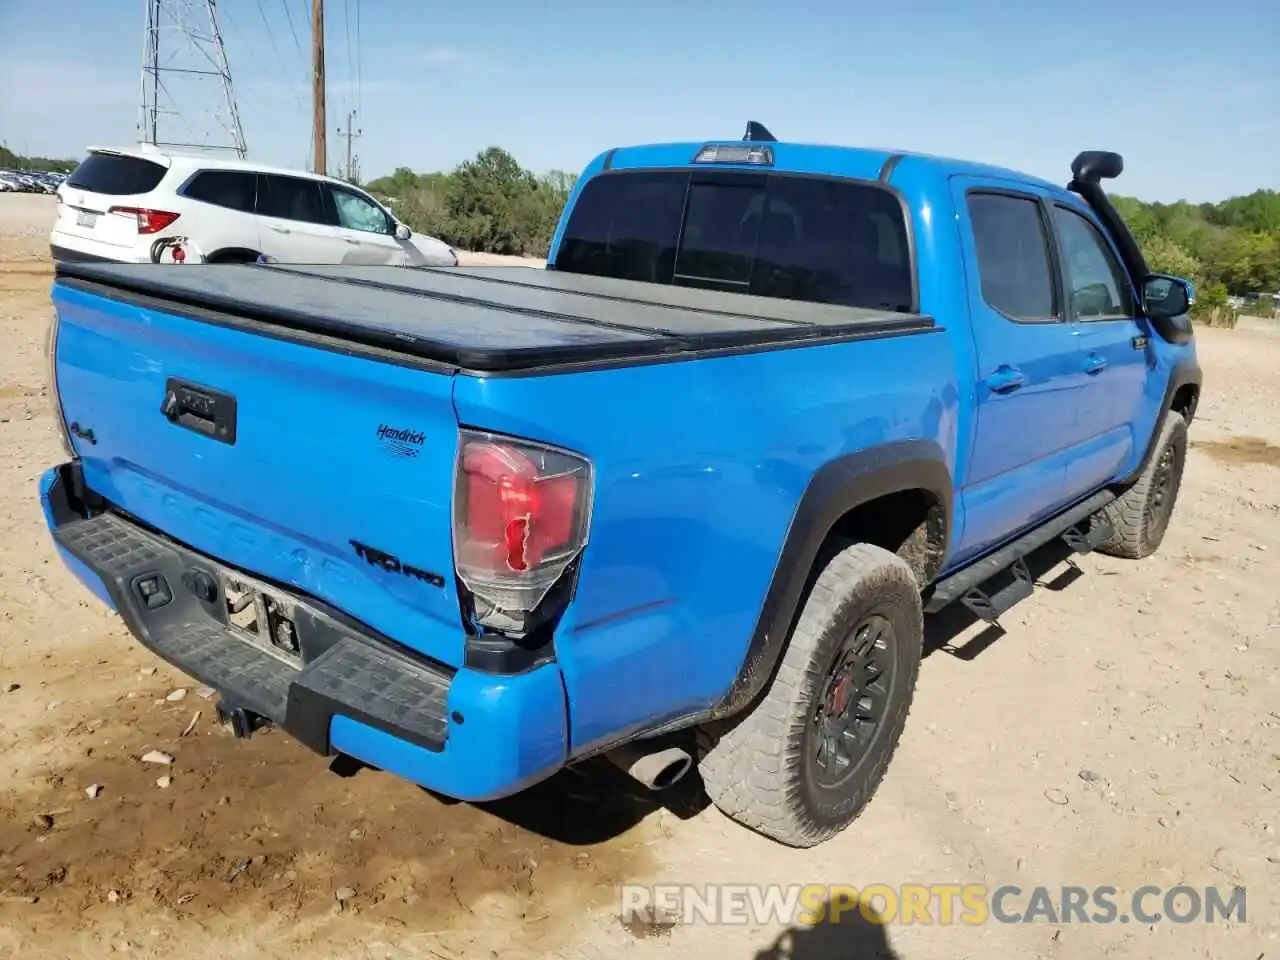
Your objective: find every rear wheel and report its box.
[1095,413,1188,559]
[698,543,923,848]
[205,249,262,264]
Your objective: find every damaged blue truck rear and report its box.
[40,127,1201,848]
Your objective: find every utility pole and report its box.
[311,0,326,175]
[337,110,361,182]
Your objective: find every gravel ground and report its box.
[0,192,1277,960]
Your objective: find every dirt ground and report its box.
[0,192,1276,959]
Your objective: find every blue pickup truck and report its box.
[39,124,1200,848]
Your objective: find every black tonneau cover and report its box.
[54,261,935,373]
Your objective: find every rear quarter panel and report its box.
[453,331,959,756]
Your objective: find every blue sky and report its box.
[1,0,1275,202]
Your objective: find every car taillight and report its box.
[107,206,180,235]
[453,429,593,633]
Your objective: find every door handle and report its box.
[161,378,237,445]
[985,366,1027,394]
[270,225,291,234]
[343,236,359,244]
[1084,353,1108,375]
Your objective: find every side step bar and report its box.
[925,489,1116,621]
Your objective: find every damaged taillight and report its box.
[452,429,593,634]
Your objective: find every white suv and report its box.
[51,146,458,267]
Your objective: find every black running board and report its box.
[925,489,1116,621]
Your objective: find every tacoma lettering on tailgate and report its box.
[349,539,446,587]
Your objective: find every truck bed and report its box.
[53,261,935,374]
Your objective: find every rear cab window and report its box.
[554,170,916,312]
[65,152,168,196]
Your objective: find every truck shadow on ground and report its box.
[471,754,712,844]
[922,537,1083,661]
[338,752,709,846]
[349,537,1091,847]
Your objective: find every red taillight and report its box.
[453,430,592,632]
[107,206,180,235]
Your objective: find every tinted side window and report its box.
[182,170,256,212]
[330,186,390,233]
[556,171,915,311]
[967,193,1058,322]
[1051,205,1135,319]
[256,174,335,226]
[66,153,167,196]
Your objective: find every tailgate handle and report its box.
[162,378,237,445]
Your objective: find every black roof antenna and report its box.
[743,121,777,143]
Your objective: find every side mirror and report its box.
[394,223,412,241]
[1142,274,1194,320]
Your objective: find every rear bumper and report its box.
[50,244,119,264]
[39,463,569,802]
[50,231,151,265]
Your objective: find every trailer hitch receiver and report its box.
[216,700,270,739]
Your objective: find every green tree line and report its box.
[374,148,1278,305]
[1111,190,1280,322]
[364,147,577,258]
[0,144,76,172]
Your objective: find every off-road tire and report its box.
[698,543,923,848]
[1095,412,1188,560]
[206,250,262,265]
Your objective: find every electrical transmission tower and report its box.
[137,0,247,157]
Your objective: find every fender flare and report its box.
[709,438,953,720]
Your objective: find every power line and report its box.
[342,0,354,116]
[273,0,311,169]
[353,0,362,118]
[278,0,306,63]
[250,0,306,116]
[252,0,289,78]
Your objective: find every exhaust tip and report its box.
[648,752,692,791]
[606,741,693,792]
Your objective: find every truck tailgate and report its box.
[50,276,471,667]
